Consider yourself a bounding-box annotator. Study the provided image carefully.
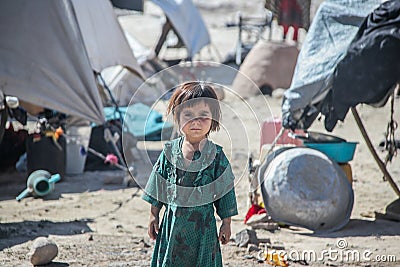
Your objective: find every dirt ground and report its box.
[1,93,399,266]
[1,1,399,266]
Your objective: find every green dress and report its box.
[142,137,238,267]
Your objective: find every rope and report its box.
[248,127,285,206]
[97,73,124,126]
[87,147,127,172]
[383,91,398,171]
[265,127,285,156]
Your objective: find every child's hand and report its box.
[148,214,159,240]
[218,219,231,245]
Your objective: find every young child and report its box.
[142,81,238,266]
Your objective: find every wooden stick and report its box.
[351,107,400,197]
[87,147,127,172]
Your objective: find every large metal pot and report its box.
[259,147,354,233]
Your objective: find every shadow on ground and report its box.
[301,218,400,238]
[43,262,70,267]
[0,219,93,251]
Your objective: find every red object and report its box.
[244,204,267,224]
[278,0,302,41]
[104,154,118,165]
[260,117,304,150]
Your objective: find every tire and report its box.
[0,107,7,144]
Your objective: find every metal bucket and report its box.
[259,147,354,233]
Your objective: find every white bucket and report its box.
[65,126,91,174]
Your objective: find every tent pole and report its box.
[351,107,400,197]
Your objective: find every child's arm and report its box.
[218,217,231,245]
[213,149,238,244]
[148,205,161,240]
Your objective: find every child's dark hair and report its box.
[167,81,221,134]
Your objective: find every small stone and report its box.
[27,237,58,265]
[250,222,279,231]
[139,238,151,248]
[246,244,261,253]
[272,88,286,99]
[243,254,254,259]
[235,229,258,248]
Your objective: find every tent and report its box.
[0,0,144,124]
[320,0,400,131]
[231,41,299,98]
[281,0,381,130]
[100,33,172,107]
[279,0,400,197]
[151,0,211,59]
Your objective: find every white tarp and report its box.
[72,0,144,77]
[151,0,211,58]
[0,0,144,124]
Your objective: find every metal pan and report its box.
[289,131,346,143]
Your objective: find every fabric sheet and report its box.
[151,0,211,58]
[322,0,400,131]
[104,104,173,141]
[0,0,143,124]
[281,0,381,130]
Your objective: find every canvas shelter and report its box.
[231,41,299,98]
[0,0,144,125]
[279,0,400,198]
[100,32,172,107]
[151,0,211,59]
[321,0,400,131]
[281,0,382,131]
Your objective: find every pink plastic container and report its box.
[260,118,304,150]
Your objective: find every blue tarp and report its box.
[104,103,173,141]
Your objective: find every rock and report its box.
[243,254,254,259]
[247,244,261,253]
[231,41,299,98]
[250,222,279,231]
[27,237,58,266]
[139,238,151,248]
[235,229,258,248]
[272,88,286,99]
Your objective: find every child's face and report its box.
[179,101,213,142]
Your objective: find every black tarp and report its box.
[321,0,400,131]
[110,0,143,12]
[281,0,381,130]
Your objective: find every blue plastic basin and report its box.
[304,142,358,163]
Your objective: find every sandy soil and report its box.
[1,1,399,266]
